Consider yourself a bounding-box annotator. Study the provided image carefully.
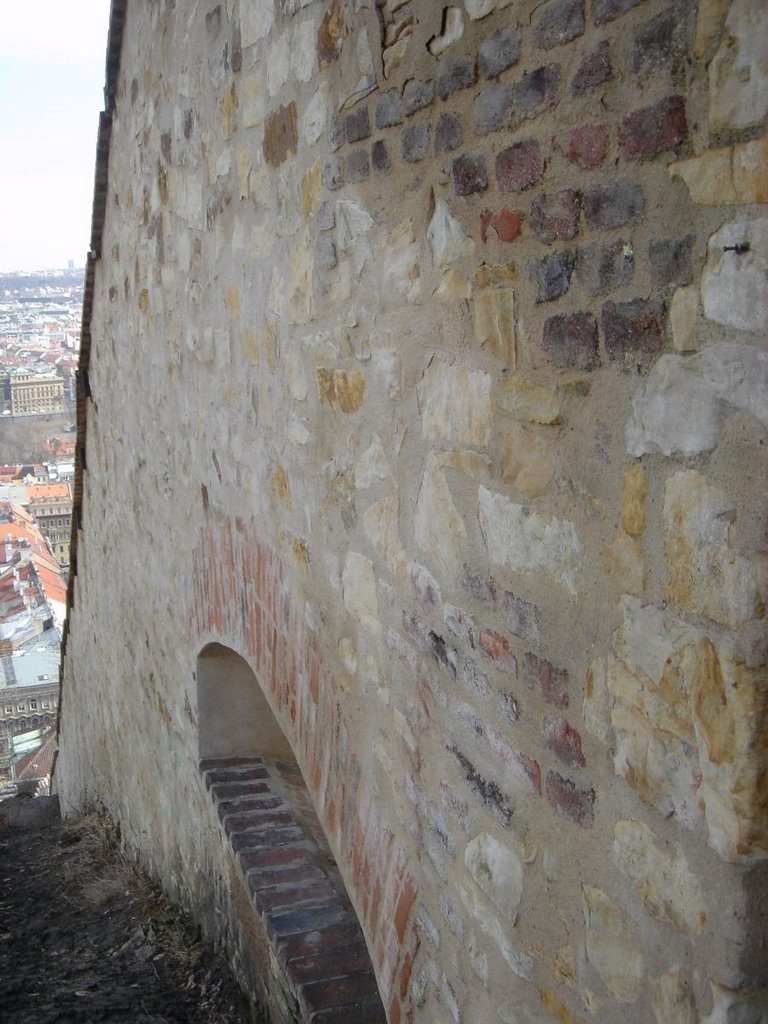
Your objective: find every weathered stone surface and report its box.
[342,551,379,631]
[649,235,694,288]
[510,64,561,116]
[418,361,493,446]
[605,532,643,594]
[382,221,421,303]
[626,343,768,456]
[415,461,467,572]
[542,312,598,369]
[437,55,477,99]
[453,153,488,195]
[473,83,512,135]
[317,368,366,412]
[576,239,633,296]
[602,297,665,357]
[563,123,609,169]
[621,464,646,537]
[435,112,463,154]
[582,885,645,1002]
[481,207,522,243]
[619,95,687,160]
[708,0,768,130]
[427,6,465,56]
[401,123,430,162]
[701,217,768,333]
[664,470,761,628]
[473,287,516,365]
[530,190,580,243]
[584,179,645,229]
[533,0,585,50]
[402,78,434,115]
[433,268,471,301]
[572,40,612,94]
[363,497,406,580]
[371,139,391,172]
[501,422,555,497]
[464,833,523,922]
[649,968,698,1024]
[496,140,543,193]
[263,103,298,168]
[479,487,581,595]
[632,8,689,75]
[669,285,697,353]
[668,138,768,205]
[465,0,514,21]
[498,378,560,424]
[529,251,574,303]
[428,199,475,267]
[479,25,521,78]
[240,1,275,46]
[613,819,706,936]
[592,0,642,25]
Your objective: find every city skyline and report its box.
[0,2,111,273]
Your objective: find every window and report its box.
[42,700,51,710]
[4,705,11,714]
[29,699,37,710]
[17,702,25,712]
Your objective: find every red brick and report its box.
[286,942,373,986]
[544,716,586,768]
[524,652,569,707]
[479,630,517,672]
[389,995,403,1024]
[562,124,608,169]
[619,95,687,160]
[394,876,418,941]
[238,843,313,873]
[546,770,595,826]
[496,139,544,193]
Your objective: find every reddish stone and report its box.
[563,124,608,169]
[491,207,523,242]
[495,139,543,193]
[619,95,687,160]
[571,40,612,94]
[524,652,569,707]
[452,153,488,195]
[462,564,496,606]
[530,189,580,243]
[480,629,517,671]
[546,770,595,826]
[545,716,587,768]
[602,297,666,357]
[394,876,418,941]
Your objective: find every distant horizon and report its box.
[0,266,86,277]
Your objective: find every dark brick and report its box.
[479,25,522,79]
[437,56,477,100]
[496,139,543,193]
[266,903,349,940]
[562,123,608,169]
[524,652,569,707]
[619,95,687,160]
[345,149,370,182]
[546,770,595,826]
[209,778,270,799]
[328,115,344,152]
[310,999,387,1024]
[254,880,337,916]
[649,235,695,287]
[453,153,488,196]
[286,942,373,986]
[592,0,642,25]
[529,251,575,302]
[401,123,430,162]
[576,239,634,296]
[375,89,403,129]
[403,78,434,115]
[230,825,303,852]
[276,921,365,967]
[533,0,585,49]
[448,746,513,827]
[247,864,326,895]
[502,591,540,643]
[480,207,522,243]
[479,629,516,671]
[435,112,463,154]
[498,689,523,724]
[542,313,599,369]
[239,843,314,873]
[216,793,284,818]
[572,40,612,94]
[345,106,371,144]
[462,564,496,606]
[429,631,458,677]
[473,83,512,135]
[371,139,391,173]
[584,178,645,229]
[602,297,666,356]
[510,64,561,116]
[322,157,344,191]
[530,189,580,243]
[632,8,688,74]
[545,717,586,768]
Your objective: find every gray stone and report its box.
[572,40,612,95]
[403,79,434,115]
[584,179,645,230]
[435,112,463,154]
[529,251,574,302]
[345,149,370,183]
[473,84,512,135]
[401,123,430,162]
[437,56,477,100]
[576,239,634,296]
[510,64,560,115]
[649,235,694,288]
[479,26,522,79]
[533,0,585,50]
[375,89,403,129]
[322,157,344,191]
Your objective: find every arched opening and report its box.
[195,644,386,1024]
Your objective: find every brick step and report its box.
[200,758,386,1024]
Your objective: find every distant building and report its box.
[27,483,72,564]
[6,371,65,417]
[0,685,58,777]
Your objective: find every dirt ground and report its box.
[0,796,258,1024]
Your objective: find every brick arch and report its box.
[190,519,419,1024]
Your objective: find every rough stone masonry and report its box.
[56,1,767,1023]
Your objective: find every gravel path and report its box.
[0,796,256,1024]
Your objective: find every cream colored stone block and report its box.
[669,139,768,206]
[267,30,290,97]
[418,360,493,447]
[435,449,490,478]
[241,1,275,46]
[363,497,406,580]
[433,269,471,301]
[220,82,237,140]
[621,464,646,537]
[733,137,768,204]
[708,0,768,130]
[498,378,559,424]
[464,833,523,922]
[428,199,475,267]
[605,533,643,594]
[383,221,421,304]
[474,288,515,366]
[415,462,467,573]
[342,551,380,631]
[300,85,328,146]
[301,162,321,221]
[582,885,645,1003]
[650,968,698,1024]
[292,18,316,83]
[613,820,706,936]
[670,285,698,353]
[356,437,395,490]
[583,657,611,744]
[240,76,265,129]
[428,6,464,55]
[479,486,581,595]
[501,423,554,498]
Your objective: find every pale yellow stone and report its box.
[271,466,291,509]
[539,989,584,1024]
[418,360,493,447]
[234,147,251,200]
[622,465,647,537]
[474,288,515,366]
[583,657,611,743]
[650,968,697,1024]
[498,377,560,424]
[288,236,314,324]
[605,533,643,595]
[436,449,491,478]
[582,885,645,1003]
[501,423,554,498]
[240,75,265,129]
[301,161,321,221]
[363,497,406,581]
[338,637,357,675]
[220,82,237,140]
[240,327,259,366]
[415,462,467,572]
[464,833,523,922]
[342,551,380,632]
[225,285,240,318]
[553,945,576,988]
[669,139,768,206]
[475,263,516,287]
[670,286,698,353]
[695,0,729,57]
[263,320,278,372]
[317,368,366,413]
[613,820,706,936]
[433,269,471,301]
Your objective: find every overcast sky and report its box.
[0,1,112,273]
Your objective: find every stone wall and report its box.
[57,1,767,1022]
